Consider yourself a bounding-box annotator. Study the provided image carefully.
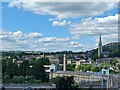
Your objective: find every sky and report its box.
[0,0,119,52]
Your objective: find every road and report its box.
[1,86,56,90]
[3,87,23,90]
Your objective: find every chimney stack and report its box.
[63,54,66,71]
[43,53,45,58]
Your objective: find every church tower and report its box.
[98,34,102,58]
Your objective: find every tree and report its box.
[75,65,82,71]
[66,64,75,71]
[50,76,61,84]
[12,76,24,83]
[92,54,98,61]
[3,75,10,83]
[50,76,75,89]
[82,64,91,72]
[110,59,118,66]
[109,70,118,74]
[6,60,17,79]
[17,63,23,76]
[118,64,120,70]
[32,59,48,82]
[2,60,7,76]
[38,58,51,65]
[91,66,101,72]
[28,79,41,83]
[22,60,29,77]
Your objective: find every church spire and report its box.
[98,34,102,58]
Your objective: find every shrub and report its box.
[12,76,24,83]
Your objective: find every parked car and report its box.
[1,86,6,90]
[24,86,32,90]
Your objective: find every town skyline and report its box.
[1,1,119,52]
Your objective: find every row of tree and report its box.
[50,76,77,89]
[66,64,101,72]
[75,64,101,72]
[66,59,119,72]
[3,75,42,83]
[2,57,50,83]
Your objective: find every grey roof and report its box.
[53,71,120,77]
[54,71,96,76]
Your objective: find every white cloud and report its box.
[8,1,116,19]
[95,33,118,47]
[4,2,118,51]
[70,41,79,46]
[69,14,118,37]
[69,14,119,48]
[0,30,43,50]
[37,37,84,52]
[52,20,71,26]
[12,31,23,37]
[97,14,119,24]
[1,29,117,52]
[5,0,119,2]
[0,29,84,52]
[68,41,82,48]
[38,37,69,43]
[27,32,42,38]
[0,30,43,40]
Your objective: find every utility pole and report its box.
[101,75,104,89]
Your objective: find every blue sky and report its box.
[2,3,70,38]
[1,1,119,52]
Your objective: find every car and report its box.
[24,86,32,90]
[1,86,6,90]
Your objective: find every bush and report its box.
[82,65,91,72]
[109,70,118,74]
[91,66,101,72]
[3,75,10,83]
[50,76,75,89]
[28,79,41,83]
[12,76,24,83]
[66,64,76,71]
[27,76,35,81]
